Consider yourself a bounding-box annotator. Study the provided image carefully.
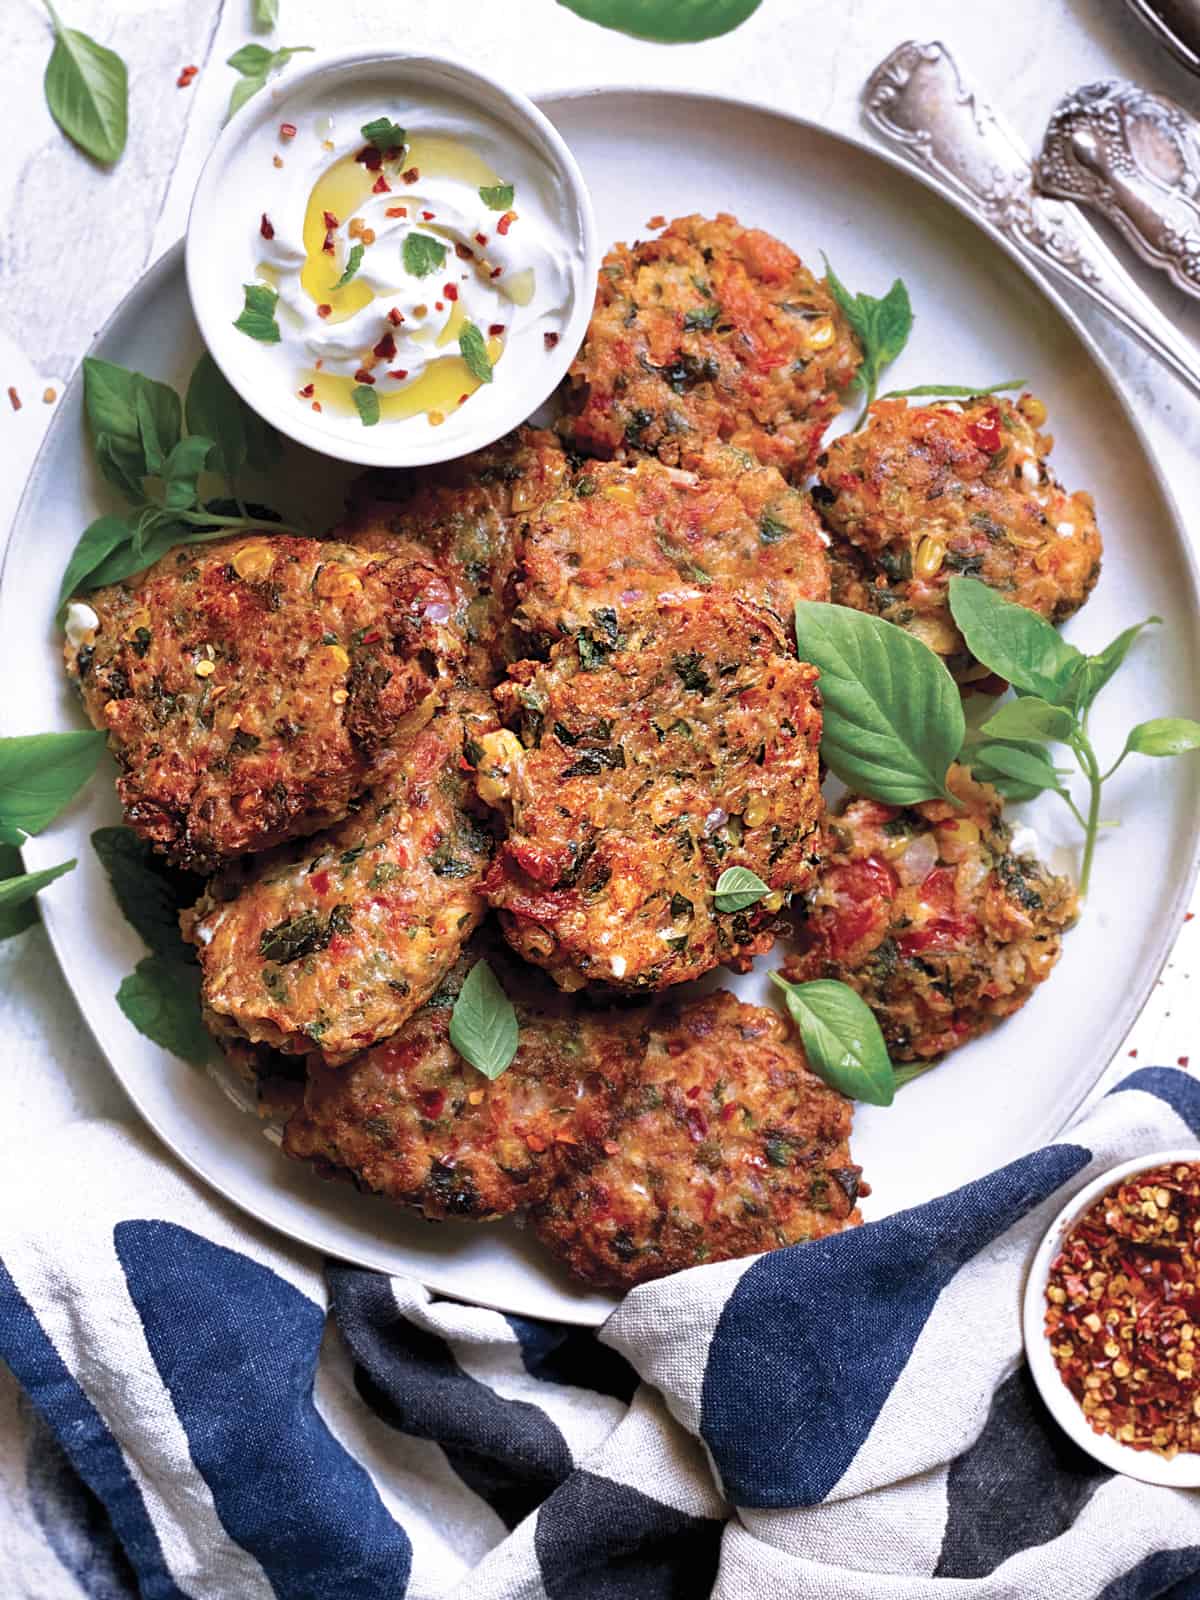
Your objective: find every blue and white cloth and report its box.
[2,1067,1200,1599]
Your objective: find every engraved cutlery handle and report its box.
[862,41,1200,403]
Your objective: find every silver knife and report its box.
[862,40,1200,402]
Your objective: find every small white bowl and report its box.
[186,49,598,468]
[1023,1147,1200,1486]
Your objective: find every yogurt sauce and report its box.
[241,87,579,433]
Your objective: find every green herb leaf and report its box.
[878,380,1025,401]
[449,959,519,1079]
[822,256,913,420]
[0,857,75,929]
[770,974,894,1106]
[557,0,762,40]
[225,44,313,122]
[684,303,721,332]
[83,359,181,472]
[962,738,1065,803]
[459,321,494,384]
[228,72,267,119]
[233,282,281,343]
[980,696,1075,745]
[161,435,214,512]
[185,352,248,483]
[793,600,964,805]
[0,731,105,835]
[83,524,185,590]
[948,576,1084,704]
[330,242,365,290]
[94,435,148,503]
[0,845,38,940]
[116,955,210,1063]
[1074,617,1161,713]
[1122,718,1200,759]
[403,232,448,278]
[42,0,127,164]
[227,42,274,73]
[361,116,406,150]
[713,866,770,912]
[92,826,195,961]
[479,182,514,210]
[58,514,135,609]
[253,0,279,27]
[352,385,381,427]
[893,1061,936,1090]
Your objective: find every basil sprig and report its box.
[449,960,519,1080]
[58,354,292,610]
[225,42,313,122]
[822,257,913,426]
[713,866,769,912]
[794,600,964,806]
[949,578,1200,894]
[771,974,894,1106]
[41,0,127,164]
[0,730,106,942]
[557,0,762,40]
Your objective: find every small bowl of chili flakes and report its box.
[1024,1150,1200,1485]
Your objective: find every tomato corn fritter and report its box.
[559,213,861,481]
[510,440,829,654]
[65,535,464,872]
[814,394,1102,680]
[784,766,1077,1061]
[532,989,864,1290]
[475,591,824,992]
[183,691,497,1065]
[339,427,568,682]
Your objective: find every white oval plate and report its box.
[4,89,1198,1325]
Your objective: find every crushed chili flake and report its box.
[259,213,275,240]
[316,304,332,319]
[311,400,322,412]
[373,332,396,361]
[435,301,444,312]
[497,209,517,235]
[385,206,408,218]
[402,166,420,184]
[388,369,409,380]
[7,387,20,412]
[322,230,336,255]
[455,241,475,261]
[323,210,339,230]
[421,210,436,220]
[176,64,198,87]
[544,331,560,351]
[372,174,391,194]
[490,265,502,279]
[457,393,468,406]
[353,368,376,385]
[474,232,488,246]
[298,383,315,398]
[386,307,405,326]
[279,122,297,140]
[444,283,458,301]
[488,323,505,337]
[1181,1057,1191,1068]
[1045,1161,1200,1458]
[355,145,382,171]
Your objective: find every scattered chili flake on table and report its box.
[279,122,297,140]
[1044,1161,1200,1458]
[544,331,559,351]
[259,213,275,240]
[7,387,20,411]
[177,65,198,88]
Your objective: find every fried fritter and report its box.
[532,990,864,1289]
[511,441,829,653]
[476,591,824,992]
[65,535,463,871]
[281,942,641,1221]
[815,395,1102,680]
[783,765,1077,1061]
[559,213,860,480]
[184,692,497,1065]
[339,427,569,681]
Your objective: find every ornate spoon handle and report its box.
[862,40,1200,403]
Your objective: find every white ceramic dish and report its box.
[1023,1149,1200,1486]
[5,88,1199,1324]
[187,50,598,468]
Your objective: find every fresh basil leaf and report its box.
[449,959,519,1079]
[1122,718,1200,759]
[83,357,143,449]
[241,400,283,472]
[234,282,281,343]
[331,242,365,290]
[161,435,214,512]
[94,434,147,503]
[981,696,1075,745]
[185,353,248,483]
[0,845,38,940]
[893,1061,936,1090]
[352,386,380,427]
[0,731,105,835]
[557,0,761,40]
[713,866,769,912]
[58,513,135,608]
[0,857,75,919]
[0,827,25,848]
[794,600,963,805]
[117,955,210,1063]
[253,0,279,27]
[228,71,267,119]
[479,182,514,210]
[42,1,127,164]
[361,116,406,149]
[459,322,494,384]
[878,380,1025,401]
[770,974,894,1106]
[402,233,448,278]
[1075,617,1161,713]
[823,257,913,412]
[92,826,195,961]
[963,738,1065,802]
[227,42,274,73]
[948,576,1084,704]
[84,525,183,590]
[225,45,312,122]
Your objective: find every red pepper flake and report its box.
[421,210,436,221]
[1180,1057,1191,1067]
[386,307,404,326]
[1045,1159,1200,1459]
[474,232,489,247]
[388,369,409,381]
[259,213,275,240]
[353,368,376,385]
[719,1101,738,1123]
[434,301,443,312]
[316,304,332,319]
[455,241,475,261]
[355,145,382,171]
[176,64,198,88]
[7,386,21,411]
[457,393,468,406]
[323,210,339,229]
[488,323,505,337]
[420,1089,446,1119]
[1186,912,1195,923]
[1129,1049,1139,1057]
[298,383,315,398]
[323,230,335,255]
[385,206,408,218]
[497,209,517,235]
[372,174,391,194]
[402,166,420,184]
[314,358,324,370]
[490,265,502,279]
[279,122,297,140]
[444,283,458,301]
[967,406,1003,454]
[311,401,322,412]
[544,331,560,351]
[373,332,396,361]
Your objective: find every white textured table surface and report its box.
[2,0,1197,1142]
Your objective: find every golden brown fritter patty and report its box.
[184,692,498,1065]
[64,535,464,871]
[281,942,641,1221]
[783,765,1077,1061]
[559,213,860,480]
[532,990,864,1289]
[815,395,1102,680]
[476,591,824,992]
[338,427,569,682]
[510,441,829,653]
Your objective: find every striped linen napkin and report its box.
[1,1066,1198,1599]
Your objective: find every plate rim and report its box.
[6,82,1199,1325]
